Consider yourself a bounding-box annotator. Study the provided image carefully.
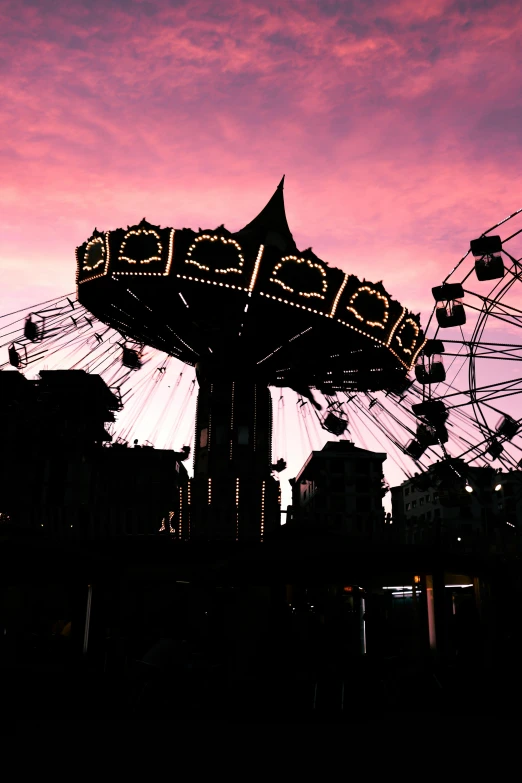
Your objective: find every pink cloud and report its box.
[1,0,522,318]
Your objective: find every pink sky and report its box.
[2,0,522,315]
[2,0,522,497]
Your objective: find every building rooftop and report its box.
[294,440,387,482]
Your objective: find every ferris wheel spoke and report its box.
[463,300,522,331]
[502,257,522,280]
[463,271,522,323]
[459,341,522,358]
[442,248,472,284]
[470,387,522,410]
[464,295,522,321]
[469,264,518,305]
[444,353,522,361]
[501,221,522,243]
[463,287,522,319]
[409,358,507,449]
[407,384,479,434]
[449,425,493,458]
[427,374,477,401]
[456,433,499,461]
[482,207,522,235]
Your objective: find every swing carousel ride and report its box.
[2,179,522,538]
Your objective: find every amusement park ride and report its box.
[2,180,522,539]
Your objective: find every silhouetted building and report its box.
[287,441,387,537]
[0,368,118,449]
[391,460,522,551]
[0,369,188,536]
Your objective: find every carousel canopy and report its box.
[76,180,425,393]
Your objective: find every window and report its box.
[419,497,424,506]
[433,493,439,503]
[331,495,346,511]
[356,496,372,512]
[405,487,410,496]
[200,428,208,448]
[426,494,431,502]
[330,477,345,493]
[434,508,441,518]
[411,500,417,509]
[406,502,411,511]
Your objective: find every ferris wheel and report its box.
[405,207,522,472]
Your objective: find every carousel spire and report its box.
[234,176,297,252]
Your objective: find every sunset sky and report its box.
[2,0,522,494]
[3,0,521,311]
